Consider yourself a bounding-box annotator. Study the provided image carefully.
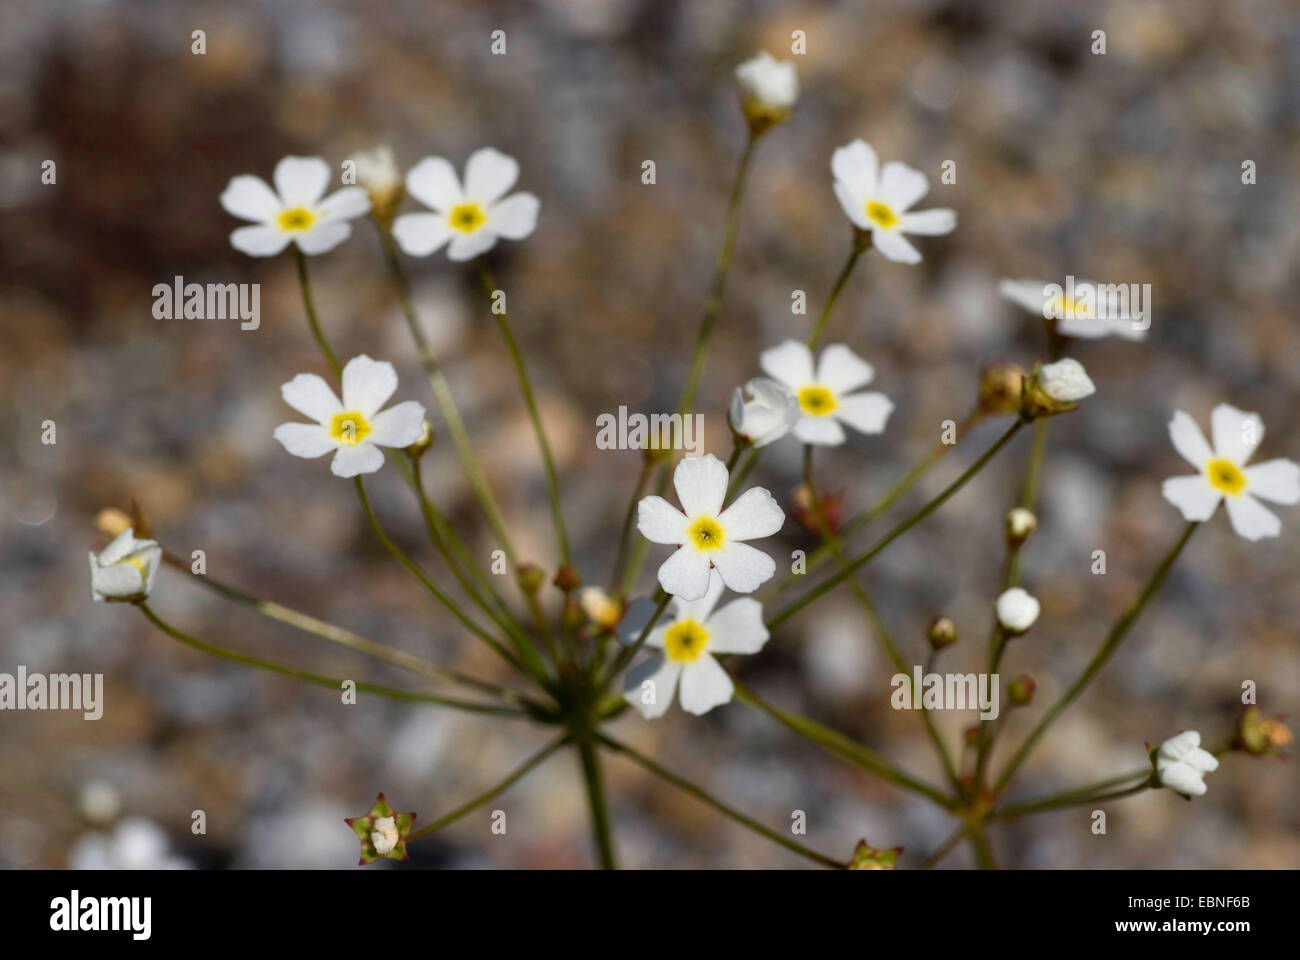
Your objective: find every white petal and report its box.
[273,156,330,208]
[759,339,815,390]
[220,175,281,223]
[341,355,398,418]
[98,528,141,565]
[391,213,453,257]
[710,541,775,593]
[673,454,728,518]
[463,147,520,205]
[1211,403,1263,465]
[1224,493,1281,540]
[1184,748,1220,774]
[638,496,688,544]
[367,400,427,448]
[717,487,784,541]
[678,654,735,715]
[704,598,768,654]
[835,392,894,435]
[405,156,463,211]
[793,416,846,445]
[316,187,371,222]
[1244,459,1300,504]
[329,443,386,478]
[816,343,874,394]
[1159,761,1207,796]
[899,208,956,235]
[623,653,681,719]
[830,139,878,201]
[999,279,1052,316]
[877,161,929,212]
[447,230,499,262]
[294,220,351,255]
[488,192,539,240]
[1158,730,1201,760]
[833,179,870,230]
[91,562,145,600]
[281,373,342,423]
[230,224,292,257]
[672,569,725,624]
[870,229,921,264]
[1168,411,1213,469]
[656,549,713,600]
[274,422,337,458]
[1161,475,1221,522]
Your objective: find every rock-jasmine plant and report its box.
[91,52,1297,871]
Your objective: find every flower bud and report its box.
[735,51,798,136]
[349,146,404,222]
[927,616,958,649]
[580,587,625,631]
[1007,674,1037,706]
[995,587,1040,636]
[847,839,902,870]
[562,598,585,634]
[345,793,416,865]
[516,563,545,594]
[790,483,845,535]
[729,377,798,449]
[1022,358,1095,418]
[88,528,162,603]
[94,507,132,538]
[1236,706,1292,756]
[553,566,582,592]
[977,363,1027,416]
[406,418,434,458]
[1005,507,1037,546]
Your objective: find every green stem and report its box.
[919,826,966,870]
[732,680,957,810]
[992,772,1152,818]
[992,521,1199,795]
[137,603,524,716]
[601,591,672,688]
[768,420,1025,629]
[598,733,844,868]
[410,736,569,838]
[292,248,341,375]
[477,260,572,569]
[609,456,656,592]
[806,242,865,350]
[968,828,997,869]
[577,736,617,869]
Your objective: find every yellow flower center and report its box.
[449,202,487,233]
[687,515,725,552]
[798,385,838,416]
[277,206,317,232]
[865,201,898,229]
[664,618,710,662]
[329,411,373,446]
[1205,458,1246,495]
[114,555,148,576]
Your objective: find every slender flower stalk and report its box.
[477,260,572,568]
[609,456,656,591]
[768,420,1025,629]
[410,736,570,838]
[919,826,967,869]
[293,249,341,375]
[732,680,957,810]
[601,591,672,685]
[598,733,845,869]
[137,604,525,716]
[993,522,1200,794]
[991,769,1153,818]
[576,736,617,869]
[806,242,866,350]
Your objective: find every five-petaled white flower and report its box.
[729,377,799,448]
[623,571,768,717]
[999,279,1147,341]
[220,156,371,257]
[638,453,784,600]
[735,51,799,111]
[995,587,1040,635]
[759,340,893,446]
[391,148,539,261]
[1161,404,1300,541]
[831,139,956,264]
[89,528,162,602]
[1155,730,1219,797]
[273,355,427,478]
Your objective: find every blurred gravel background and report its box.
[2,0,1297,869]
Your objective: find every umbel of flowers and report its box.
[89,47,1299,871]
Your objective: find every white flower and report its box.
[623,571,768,717]
[1036,358,1095,403]
[273,355,427,478]
[999,279,1146,341]
[1156,730,1219,797]
[995,587,1040,635]
[88,528,161,602]
[391,147,539,261]
[348,145,403,216]
[637,453,785,600]
[758,340,893,446]
[735,51,799,110]
[220,156,371,257]
[729,377,799,448]
[370,816,399,856]
[831,139,956,264]
[1161,404,1300,541]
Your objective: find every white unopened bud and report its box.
[1005,507,1037,545]
[995,587,1040,635]
[1037,358,1095,403]
[370,816,399,856]
[1155,730,1218,797]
